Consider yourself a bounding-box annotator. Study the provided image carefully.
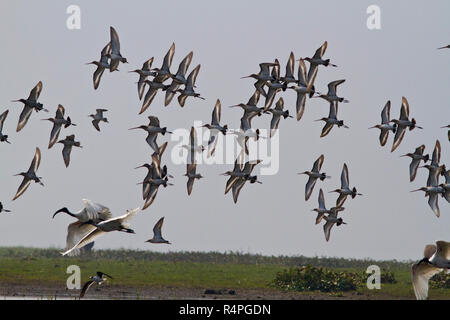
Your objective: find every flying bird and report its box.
[181,126,205,165]
[265,97,293,137]
[13,147,44,201]
[13,81,48,132]
[368,101,397,146]
[141,154,173,210]
[86,42,114,90]
[314,79,349,104]
[323,207,346,242]
[202,99,228,157]
[330,163,362,208]
[312,189,344,225]
[315,101,348,137]
[146,217,171,244]
[411,185,445,217]
[129,57,157,100]
[421,140,445,188]
[89,109,109,132]
[241,62,277,98]
[184,163,203,195]
[412,241,450,300]
[228,90,264,118]
[151,42,175,83]
[176,64,204,107]
[165,51,193,106]
[129,116,172,154]
[79,271,113,299]
[390,97,422,152]
[57,135,82,167]
[400,145,429,182]
[224,160,262,203]
[280,52,297,85]
[304,41,337,82]
[108,26,127,72]
[288,58,318,121]
[299,154,331,201]
[62,208,140,256]
[43,104,76,148]
[0,110,11,144]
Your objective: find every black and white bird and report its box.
[13,147,44,201]
[62,208,140,256]
[43,104,76,149]
[146,217,171,244]
[412,241,450,300]
[13,81,48,132]
[79,271,113,299]
[89,109,109,132]
[0,110,11,144]
[298,154,331,201]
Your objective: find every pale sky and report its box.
[0,1,448,260]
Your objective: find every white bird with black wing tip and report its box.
[412,241,450,300]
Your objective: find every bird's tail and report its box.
[423,154,430,162]
[222,125,228,135]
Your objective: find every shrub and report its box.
[430,272,450,289]
[272,265,360,292]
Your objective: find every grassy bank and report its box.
[0,247,448,299]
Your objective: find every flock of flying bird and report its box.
[0,26,449,299]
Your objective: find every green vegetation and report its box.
[272,265,360,292]
[0,247,448,299]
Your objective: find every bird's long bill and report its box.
[134,165,146,169]
[128,127,140,130]
[410,189,422,193]
[368,126,377,129]
[240,75,252,79]
[52,208,65,219]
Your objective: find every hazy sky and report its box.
[0,1,448,260]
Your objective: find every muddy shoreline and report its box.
[0,282,408,300]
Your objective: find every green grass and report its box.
[0,247,448,299]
